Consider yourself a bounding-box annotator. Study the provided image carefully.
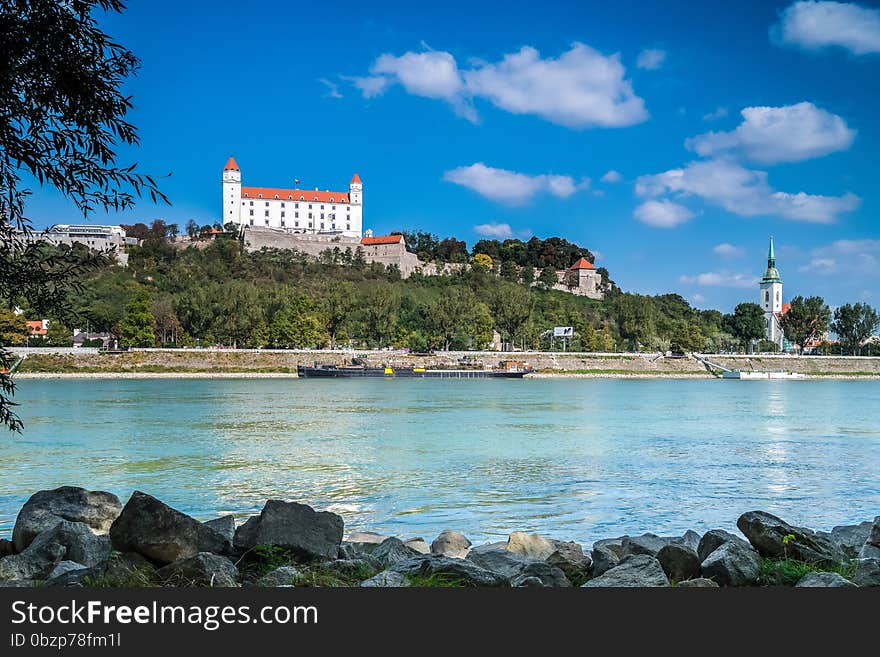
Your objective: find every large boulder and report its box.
[546,542,591,583]
[29,521,111,568]
[110,491,228,565]
[347,531,389,545]
[582,555,669,587]
[392,555,507,587]
[47,561,87,580]
[506,532,556,560]
[0,539,65,582]
[697,529,750,563]
[676,530,702,553]
[45,551,155,588]
[593,537,627,559]
[621,533,669,558]
[795,572,857,588]
[233,500,343,562]
[12,486,121,552]
[403,538,430,554]
[360,570,410,587]
[203,516,236,552]
[737,511,846,566]
[676,577,719,588]
[430,530,471,559]
[590,546,620,577]
[157,553,239,587]
[515,562,571,587]
[700,540,761,586]
[0,539,13,557]
[859,517,880,559]
[371,538,419,567]
[255,566,302,587]
[656,543,701,583]
[851,559,880,587]
[827,522,873,559]
[467,548,534,579]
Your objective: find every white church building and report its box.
[222,156,363,238]
[759,236,789,351]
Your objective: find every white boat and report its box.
[722,370,806,380]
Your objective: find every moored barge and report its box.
[297,360,532,379]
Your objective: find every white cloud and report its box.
[692,293,706,303]
[636,48,667,70]
[686,102,855,164]
[473,223,515,239]
[636,158,860,223]
[679,271,759,288]
[444,162,586,205]
[600,170,623,183]
[633,199,695,228]
[702,106,728,121]
[775,1,880,55]
[798,239,880,274]
[318,78,342,99]
[351,43,648,129]
[713,243,746,258]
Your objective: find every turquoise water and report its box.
[1,378,878,544]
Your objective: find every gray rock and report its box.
[392,555,507,587]
[430,529,471,559]
[347,531,389,545]
[371,537,419,567]
[468,541,508,555]
[510,575,545,587]
[102,551,155,581]
[256,566,302,587]
[593,537,627,559]
[676,577,719,588]
[44,551,154,588]
[467,548,534,579]
[737,511,847,566]
[233,499,343,562]
[403,538,430,554]
[12,486,121,553]
[697,529,750,563]
[110,491,228,565]
[582,554,669,587]
[546,541,592,582]
[157,553,239,587]
[0,539,13,557]
[859,543,880,559]
[656,543,701,582]
[621,533,671,557]
[676,530,702,553]
[851,558,880,587]
[506,532,555,560]
[827,522,873,559]
[590,546,620,577]
[47,561,87,580]
[29,521,111,567]
[700,540,761,586]
[517,561,571,587]
[203,515,236,550]
[869,516,880,546]
[0,539,65,582]
[795,572,857,588]
[360,570,410,587]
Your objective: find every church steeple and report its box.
[762,235,781,283]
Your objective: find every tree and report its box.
[499,260,519,282]
[363,287,400,347]
[612,294,657,350]
[725,303,765,351]
[119,293,156,347]
[832,303,880,355]
[151,297,181,345]
[45,320,72,346]
[537,267,558,290]
[428,287,477,351]
[472,253,493,272]
[185,220,199,239]
[0,310,27,346]
[1,0,166,430]
[490,284,535,350]
[322,282,356,348]
[780,295,830,354]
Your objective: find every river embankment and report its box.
[8,348,880,378]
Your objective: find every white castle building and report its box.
[222,157,363,238]
[759,236,789,350]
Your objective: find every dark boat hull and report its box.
[296,365,528,379]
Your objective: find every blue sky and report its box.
[24,0,880,311]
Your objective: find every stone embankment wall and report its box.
[11,348,880,376]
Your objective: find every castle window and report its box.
[308,222,312,228]
[281,211,285,217]
[295,212,299,218]
[295,203,299,208]
[308,212,312,219]
[299,196,304,201]
[320,213,324,219]
[274,195,279,199]
[264,210,269,217]
[346,224,350,231]
[321,205,325,210]
[258,194,262,198]
[288,196,292,200]
[346,214,350,221]
[330,199,334,204]
[249,219,254,226]
[320,223,325,229]
[295,221,299,227]
[265,202,269,207]
[249,201,253,206]
[281,220,285,226]
[249,210,254,216]
[308,204,312,209]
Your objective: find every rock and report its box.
[29,521,111,567]
[621,533,671,557]
[0,539,65,582]
[656,543,701,582]
[110,492,228,565]
[347,531,389,545]
[12,486,122,553]
[516,562,571,587]
[827,522,872,559]
[371,538,419,567]
[737,511,847,566]
[676,530,702,553]
[102,551,155,581]
[467,548,534,579]
[47,561,87,580]
[546,542,592,582]
[0,539,13,557]
[403,538,430,554]
[593,537,627,559]
[430,530,471,559]
[590,546,620,577]
[45,551,155,588]
[700,540,761,586]
[203,516,236,550]
[506,532,555,561]
[392,555,507,587]
[233,500,343,562]
[323,558,378,580]
[697,529,750,563]
[851,559,880,587]
[511,575,545,587]
[582,555,669,587]
[795,572,857,588]
[859,543,880,559]
[360,570,410,587]
[255,566,302,587]
[676,577,719,588]
[157,553,239,587]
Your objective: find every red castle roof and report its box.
[224,156,239,171]
[569,257,595,270]
[350,173,362,184]
[361,235,403,246]
[242,187,349,204]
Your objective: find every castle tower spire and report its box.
[767,235,775,268]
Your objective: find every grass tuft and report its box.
[757,558,856,586]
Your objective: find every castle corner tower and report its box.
[222,156,242,226]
